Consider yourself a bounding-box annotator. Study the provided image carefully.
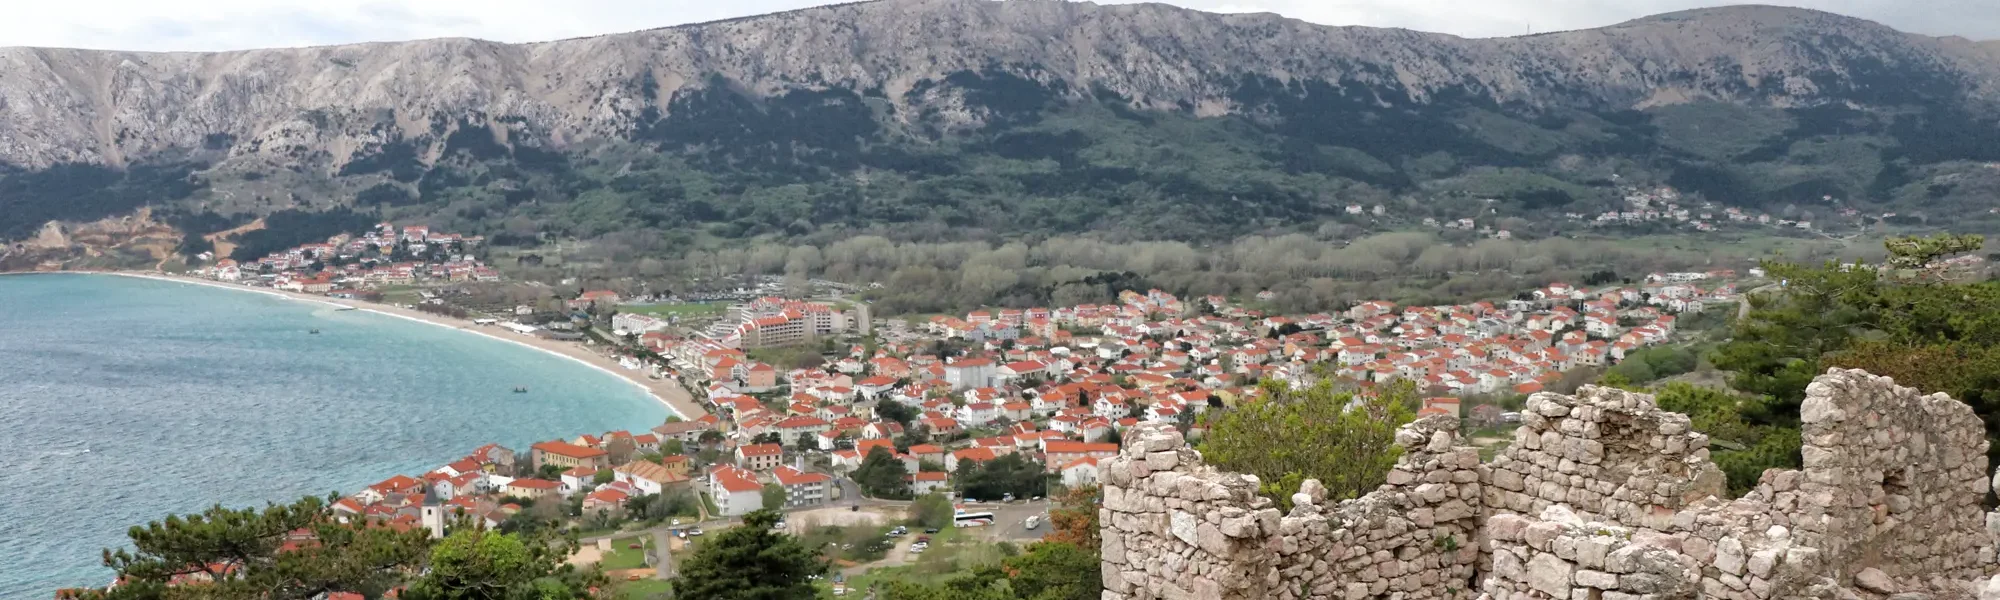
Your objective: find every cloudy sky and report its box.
[3,0,1993,52]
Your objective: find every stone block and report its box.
[1170,510,1198,546]
[1526,553,1575,598]
[1574,569,1618,589]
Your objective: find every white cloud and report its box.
[0,0,1992,52]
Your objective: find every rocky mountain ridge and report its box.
[0,0,1992,172]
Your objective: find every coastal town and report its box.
[161,251,1752,594]
[196,221,501,292]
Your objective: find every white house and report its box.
[942,358,996,391]
[613,461,684,497]
[912,471,951,496]
[772,466,831,508]
[559,467,596,497]
[707,465,765,517]
[1059,457,1102,488]
[957,402,1001,428]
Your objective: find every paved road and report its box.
[830,476,864,507]
[652,529,677,579]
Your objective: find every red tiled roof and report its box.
[738,444,784,457]
[1045,441,1120,454]
[711,467,763,493]
[952,448,997,462]
[532,441,607,460]
[775,416,830,429]
[773,466,831,486]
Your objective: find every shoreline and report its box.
[12,270,706,421]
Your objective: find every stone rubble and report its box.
[1099,369,2000,600]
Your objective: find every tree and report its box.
[77,495,432,600]
[877,578,1011,600]
[751,432,783,446]
[894,426,932,452]
[537,464,564,480]
[674,510,826,600]
[592,468,615,486]
[907,493,955,530]
[1707,233,2000,469]
[662,439,686,456]
[853,447,912,499]
[1001,542,1101,600]
[1604,358,1656,384]
[402,528,598,600]
[1044,485,1100,551]
[1200,379,1416,508]
[698,430,726,446]
[875,400,919,426]
[954,453,1046,501]
[762,484,789,510]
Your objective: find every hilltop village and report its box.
[314,269,1746,545]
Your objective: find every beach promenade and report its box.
[105,271,707,420]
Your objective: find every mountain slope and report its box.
[0,0,1988,170]
[3,0,2000,255]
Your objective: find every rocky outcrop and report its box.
[0,208,180,271]
[0,0,1993,170]
[1100,369,2000,599]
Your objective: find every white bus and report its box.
[953,511,995,528]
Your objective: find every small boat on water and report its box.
[334,306,358,312]
[512,386,529,394]
[309,329,321,335]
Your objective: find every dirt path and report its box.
[205,218,266,259]
[566,545,603,566]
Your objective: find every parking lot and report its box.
[959,499,1053,542]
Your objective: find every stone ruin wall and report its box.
[1098,369,2000,600]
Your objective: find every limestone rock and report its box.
[1855,568,1897,594]
[1525,553,1574,597]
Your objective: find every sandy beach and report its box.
[90,271,708,420]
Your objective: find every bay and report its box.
[0,273,669,595]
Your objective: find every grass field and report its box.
[600,536,650,570]
[613,578,672,600]
[621,302,729,319]
[834,527,1005,597]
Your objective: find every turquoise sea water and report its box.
[0,274,669,595]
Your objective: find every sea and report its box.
[0,273,671,596]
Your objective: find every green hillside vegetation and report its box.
[1609,233,2000,494]
[13,70,2000,311]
